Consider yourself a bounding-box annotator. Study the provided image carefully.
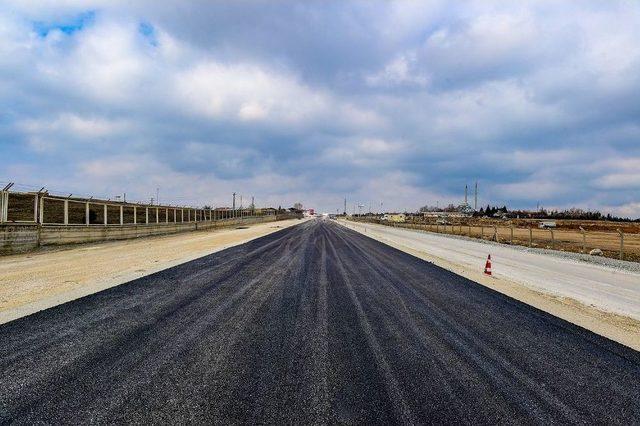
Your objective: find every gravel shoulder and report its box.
[339,219,640,351]
[0,218,307,324]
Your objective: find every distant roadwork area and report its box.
[1,220,639,423]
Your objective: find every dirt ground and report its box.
[0,218,306,324]
[341,219,640,351]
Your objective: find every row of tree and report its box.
[418,203,636,221]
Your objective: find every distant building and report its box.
[381,213,406,222]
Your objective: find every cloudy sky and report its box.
[2,1,640,216]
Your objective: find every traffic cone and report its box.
[484,254,492,276]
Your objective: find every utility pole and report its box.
[232,192,236,218]
[474,181,478,211]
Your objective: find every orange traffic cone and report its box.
[484,254,492,275]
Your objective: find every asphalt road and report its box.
[1,220,638,424]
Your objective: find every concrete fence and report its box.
[0,190,274,226]
[0,189,298,255]
[350,217,640,263]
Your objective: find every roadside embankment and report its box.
[0,218,307,324]
[339,219,640,351]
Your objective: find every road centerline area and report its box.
[1,220,638,424]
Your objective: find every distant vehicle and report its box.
[538,221,557,229]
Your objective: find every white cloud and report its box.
[20,114,130,138]
[1,1,639,215]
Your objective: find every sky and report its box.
[1,1,639,217]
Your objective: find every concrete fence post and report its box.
[39,195,44,224]
[0,191,6,223]
[4,191,8,223]
[120,205,124,225]
[146,207,149,224]
[617,229,624,260]
[550,229,555,250]
[529,227,532,248]
[64,200,69,225]
[133,206,137,224]
[579,226,586,253]
[34,194,39,223]
[104,204,108,225]
[493,225,498,242]
[85,202,90,226]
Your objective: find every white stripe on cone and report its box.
[484,254,492,275]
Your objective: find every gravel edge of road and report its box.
[338,219,640,352]
[351,221,640,273]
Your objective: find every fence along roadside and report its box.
[0,189,275,227]
[351,217,636,263]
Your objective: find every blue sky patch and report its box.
[33,11,96,37]
[138,22,158,46]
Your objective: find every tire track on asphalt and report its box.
[329,224,583,423]
[324,228,417,425]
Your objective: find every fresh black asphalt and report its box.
[1,220,639,424]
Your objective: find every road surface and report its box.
[342,220,640,320]
[1,220,638,424]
